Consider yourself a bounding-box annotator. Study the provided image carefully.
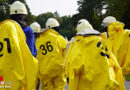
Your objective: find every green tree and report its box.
[54,11,63,25]
[106,0,130,29]
[36,12,54,28]
[72,0,106,31]
[31,15,37,22]
[36,12,63,28]
[0,0,10,21]
[60,16,76,40]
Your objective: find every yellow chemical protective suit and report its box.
[36,29,66,90]
[125,29,130,81]
[102,32,109,38]
[100,35,125,90]
[0,19,38,90]
[65,29,125,90]
[107,22,130,75]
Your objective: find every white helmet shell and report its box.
[76,19,94,32]
[30,22,41,33]
[10,1,27,15]
[46,18,60,28]
[102,16,116,27]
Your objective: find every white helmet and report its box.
[102,16,116,27]
[76,19,94,32]
[46,18,60,28]
[30,22,41,33]
[10,1,27,15]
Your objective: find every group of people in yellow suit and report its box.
[0,1,130,90]
[65,18,125,90]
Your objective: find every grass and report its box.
[125,74,130,81]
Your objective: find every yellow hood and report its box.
[108,22,124,39]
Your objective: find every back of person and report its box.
[36,18,66,90]
[0,19,38,90]
[107,21,130,75]
[10,1,37,57]
[0,19,25,90]
[65,19,125,90]
[36,29,66,79]
[66,35,117,90]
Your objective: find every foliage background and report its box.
[0,0,130,40]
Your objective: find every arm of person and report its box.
[26,27,37,57]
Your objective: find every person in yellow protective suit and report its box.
[30,22,41,90]
[10,1,37,57]
[36,18,66,90]
[30,22,41,42]
[106,21,130,75]
[65,19,125,90]
[0,19,38,90]
[101,16,117,38]
[102,16,130,74]
[124,29,130,81]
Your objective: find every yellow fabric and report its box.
[0,19,38,90]
[65,34,125,90]
[40,73,66,90]
[108,22,130,75]
[101,32,108,38]
[100,34,125,90]
[36,29,66,90]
